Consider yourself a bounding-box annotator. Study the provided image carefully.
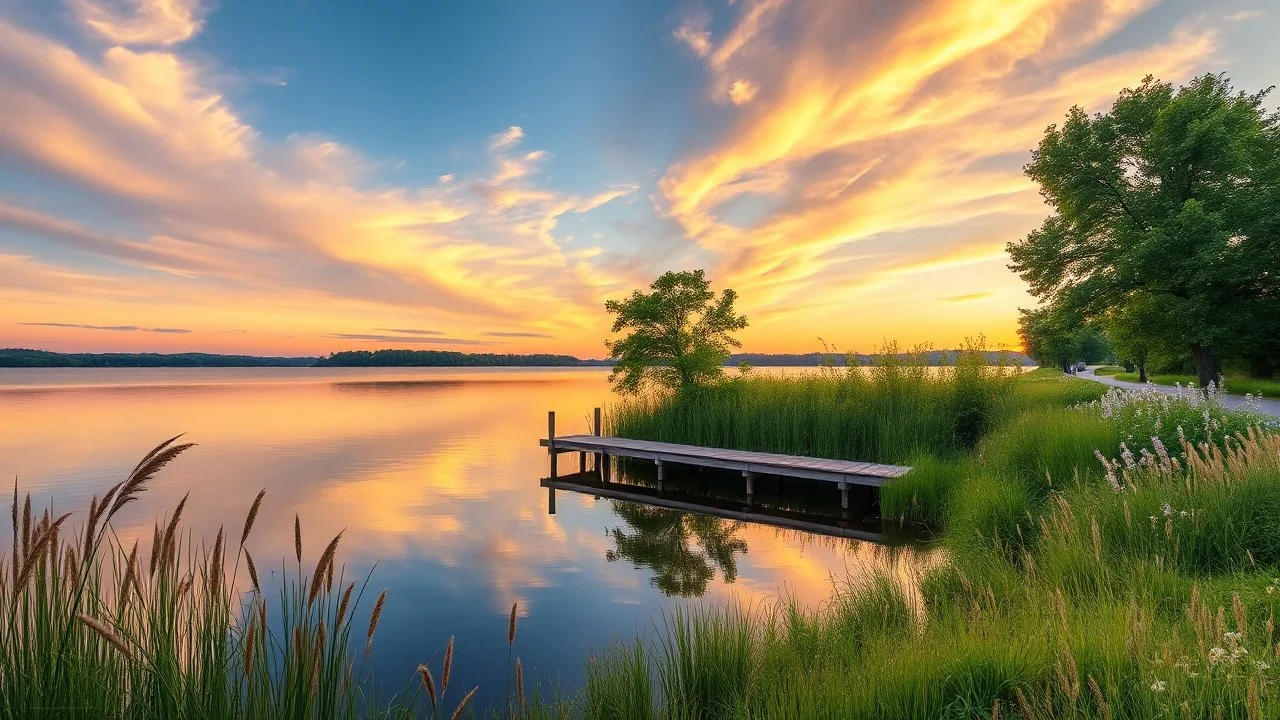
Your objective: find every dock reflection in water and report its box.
[543,456,934,599]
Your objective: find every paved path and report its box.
[1077,367,1280,418]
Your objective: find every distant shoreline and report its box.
[0,347,1031,369]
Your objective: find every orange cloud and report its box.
[656,0,1218,349]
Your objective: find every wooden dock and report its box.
[540,409,911,510]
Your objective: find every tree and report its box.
[605,270,748,394]
[1008,74,1280,388]
[1018,305,1077,371]
[1104,296,1166,383]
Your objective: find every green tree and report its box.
[605,270,748,394]
[1104,296,1166,382]
[1017,305,1077,371]
[1008,74,1280,388]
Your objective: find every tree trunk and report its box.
[1190,345,1220,389]
[1136,351,1147,384]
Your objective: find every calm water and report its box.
[0,367,932,704]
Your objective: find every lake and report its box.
[0,367,932,706]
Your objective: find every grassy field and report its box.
[1114,372,1280,398]
[1093,366,1125,376]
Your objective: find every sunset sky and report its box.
[0,0,1274,358]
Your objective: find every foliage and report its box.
[1008,73,1280,387]
[604,270,748,394]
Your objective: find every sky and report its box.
[0,0,1275,358]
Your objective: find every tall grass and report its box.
[0,437,497,720]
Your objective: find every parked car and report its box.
[1075,361,1087,372]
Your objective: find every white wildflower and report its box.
[1150,680,1167,692]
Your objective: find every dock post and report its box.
[839,481,849,510]
[548,411,557,479]
[547,487,556,515]
[744,471,754,506]
[593,407,603,477]
[655,460,664,492]
[579,451,585,473]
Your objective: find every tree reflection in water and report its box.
[604,501,749,597]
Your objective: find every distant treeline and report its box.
[0,347,1031,369]
[0,349,318,368]
[315,349,611,367]
[726,351,1031,367]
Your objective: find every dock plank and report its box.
[540,434,910,487]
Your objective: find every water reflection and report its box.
[606,504,748,597]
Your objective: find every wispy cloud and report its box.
[375,328,444,336]
[480,331,554,339]
[324,333,499,346]
[67,0,205,46]
[942,293,994,304]
[20,321,191,333]
[1225,10,1263,22]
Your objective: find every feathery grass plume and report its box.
[450,686,477,720]
[209,527,225,592]
[111,435,195,518]
[78,613,133,660]
[515,658,525,710]
[9,480,18,576]
[21,492,31,558]
[311,622,326,693]
[122,540,139,597]
[241,489,265,546]
[1016,688,1033,718]
[417,663,437,713]
[1248,677,1261,720]
[150,522,161,577]
[245,549,260,594]
[308,531,344,608]
[15,512,72,593]
[336,581,355,627]
[1087,675,1111,720]
[509,601,518,646]
[442,635,455,695]
[294,514,302,564]
[82,495,99,564]
[991,698,1000,720]
[326,554,334,593]
[161,492,190,568]
[244,616,257,678]
[365,589,387,656]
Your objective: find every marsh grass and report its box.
[0,438,497,720]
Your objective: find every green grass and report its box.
[1,438,501,720]
[581,393,1280,719]
[1113,372,1280,397]
[1093,366,1124,376]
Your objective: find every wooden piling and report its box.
[548,411,557,479]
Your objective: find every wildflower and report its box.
[1150,680,1167,692]
[1162,502,1173,518]
[1257,661,1271,671]
[1209,647,1228,666]
[1226,632,1243,643]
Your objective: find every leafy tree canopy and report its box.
[1008,73,1280,387]
[604,270,748,394]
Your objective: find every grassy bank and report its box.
[1093,366,1125,376]
[1113,372,1280,398]
[588,364,1279,718]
